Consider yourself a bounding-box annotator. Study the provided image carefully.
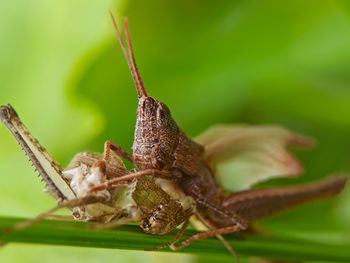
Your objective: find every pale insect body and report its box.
[0,104,194,241]
[0,104,139,224]
[63,153,195,236]
[62,152,139,223]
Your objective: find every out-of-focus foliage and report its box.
[0,0,350,262]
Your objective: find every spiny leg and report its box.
[170,224,242,251]
[0,104,76,201]
[145,219,190,251]
[6,195,107,234]
[193,192,247,230]
[222,175,347,222]
[194,212,239,261]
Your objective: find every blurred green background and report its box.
[1,0,350,262]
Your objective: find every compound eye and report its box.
[143,221,151,230]
[72,209,81,219]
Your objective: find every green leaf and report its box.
[1,216,350,262]
[2,0,350,262]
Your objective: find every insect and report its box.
[90,13,348,253]
[0,104,194,246]
[0,13,347,260]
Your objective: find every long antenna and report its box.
[123,17,149,97]
[109,11,143,98]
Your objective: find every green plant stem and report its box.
[0,216,349,262]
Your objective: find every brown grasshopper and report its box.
[90,13,348,253]
[0,104,194,246]
[0,13,347,260]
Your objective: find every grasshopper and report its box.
[0,104,194,248]
[90,13,348,254]
[0,13,347,260]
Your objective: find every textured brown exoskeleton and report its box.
[0,104,194,244]
[0,13,348,260]
[91,13,348,256]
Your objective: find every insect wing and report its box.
[194,124,315,192]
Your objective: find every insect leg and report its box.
[103,140,133,164]
[222,175,347,222]
[144,219,190,251]
[0,104,76,200]
[170,224,241,251]
[44,215,74,221]
[194,212,239,260]
[90,169,171,192]
[192,192,247,230]
[92,140,132,179]
[6,195,107,233]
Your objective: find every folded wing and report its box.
[195,124,315,191]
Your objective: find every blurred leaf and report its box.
[1,0,350,262]
[1,217,350,262]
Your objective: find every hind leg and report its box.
[6,195,107,233]
[144,219,190,251]
[194,212,239,259]
[171,224,242,251]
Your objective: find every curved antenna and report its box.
[109,11,143,98]
[123,17,149,97]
